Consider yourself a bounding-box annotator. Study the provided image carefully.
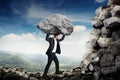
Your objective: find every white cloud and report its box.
[25,5,91,23]
[26,5,51,19]
[60,29,90,60]
[95,0,106,3]
[0,33,47,54]
[74,25,87,32]
[0,30,90,60]
[2,33,36,41]
[68,15,91,23]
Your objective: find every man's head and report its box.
[54,34,59,39]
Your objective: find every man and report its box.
[43,34,65,78]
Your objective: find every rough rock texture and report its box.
[37,14,74,35]
[81,0,120,80]
[0,66,94,80]
[108,0,120,5]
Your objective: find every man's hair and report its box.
[54,34,59,37]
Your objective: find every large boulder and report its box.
[115,56,120,69]
[97,37,112,48]
[112,30,120,41]
[101,66,116,75]
[109,39,120,55]
[92,19,104,29]
[111,6,120,17]
[100,53,114,67]
[101,27,112,37]
[90,28,101,36]
[103,17,120,30]
[86,40,101,52]
[37,14,74,35]
[95,6,111,20]
[89,28,101,41]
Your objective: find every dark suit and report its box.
[43,34,65,75]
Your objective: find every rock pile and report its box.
[81,0,120,80]
[0,66,87,80]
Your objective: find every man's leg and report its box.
[53,54,59,74]
[43,55,52,76]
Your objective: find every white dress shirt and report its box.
[52,38,57,53]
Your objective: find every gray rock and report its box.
[95,7,101,16]
[29,77,38,80]
[92,19,104,29]
[111,6,120,17]
[88,63,94,71]
[112,30,120,41]
[37,14,74,35]
[100,53,114,67]
[103,17,120,30]
[64,76,80,80]
[86,39,101,52]
[94,72,100,80]
[101,66,116,75]
[92,57,99,63]
[86,41,96,52]
[115,56,120,69]
[98,8,111,20]
[85,52,98,63]
[73,67,81,72]
[109,39,120,55]
[97,37,112,48]
[94,66,101,73]
[90,28,101,36]
[63,71,73,77]
[95,6,111,21]
[34,72,41,78]
[108,0,120,5]
[97,49,107,57]
[101,27,111,38]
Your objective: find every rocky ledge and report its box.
[0,66,95,80]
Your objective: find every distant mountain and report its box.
[0,51,80,72]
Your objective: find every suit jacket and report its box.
[45,34,65,55]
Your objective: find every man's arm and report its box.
[46,34,50,41]
[58,34,65,42]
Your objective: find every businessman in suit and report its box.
[43,34,65,78]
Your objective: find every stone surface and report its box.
[37,14,74,35]
[111,5,120,17]
[108,0,120,5]
[98,7,111,20]
[81,0,120,79]
[103,17,120,30]
[109,40,120,55]
[112,30,120,41]
[92,19,104,29]
[97,37,112,48]
[89,28,101,40]
[101,66,116,75]
[115,56,120,69]
[100,54,114,67]
[101,27,111,38]
[29,77,38,80]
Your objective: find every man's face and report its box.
[55,35,59,39]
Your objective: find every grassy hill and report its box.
[0,51,80,72]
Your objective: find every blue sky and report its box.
[0,0,107,36]
[0,0,107,59]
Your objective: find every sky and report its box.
[0,0,107,60]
